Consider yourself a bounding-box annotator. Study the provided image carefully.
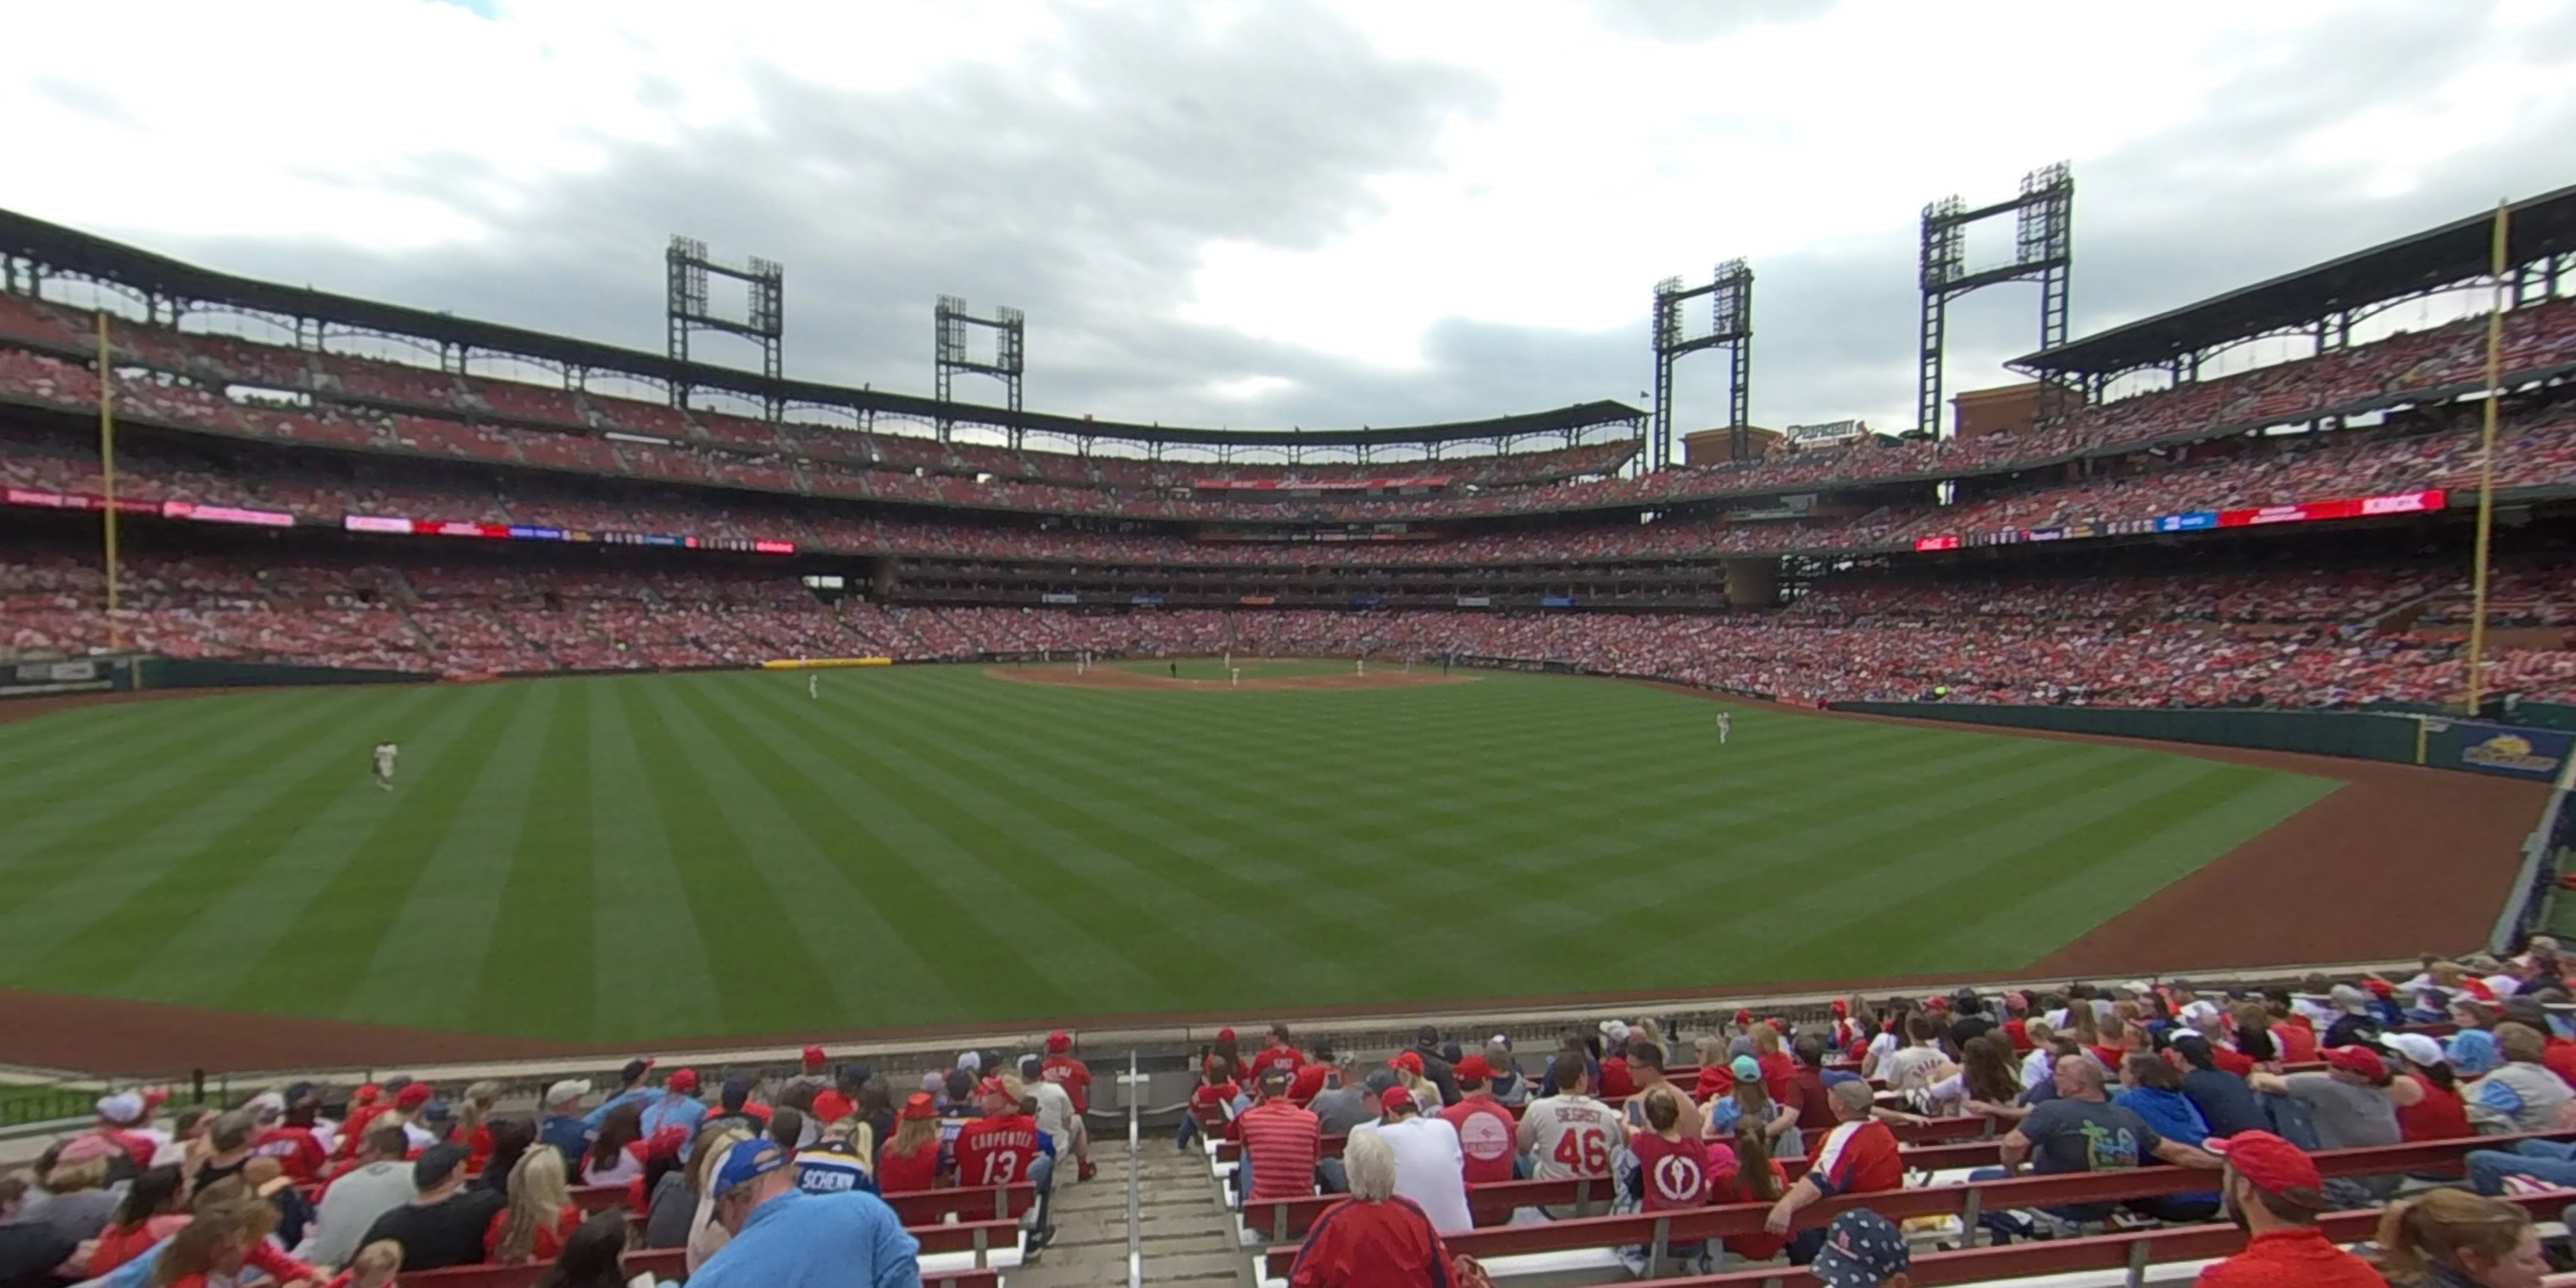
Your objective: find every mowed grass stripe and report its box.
[924,680,1890,958]
[709,677,1171,1020]
[1677,754,2270,985]
[0,691,275,785]
[346,683,566,1028]
[1922,768,2342,971]
[616,680,842,1035]
[669,678,1015,1021]
[3,685,452,985]
[582,680,724,1041]
[638,681,962,1030]
[740,676,1307,1011]
[464,679,599,1038]
[0,690,383,918]
[0,667,2351,1037]
[1505,736,2152,964]
[220,686,525,1016]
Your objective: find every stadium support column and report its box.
[664,236,785,418]
[1917,163,2074,436]
[933,297,1026,445]
[1650,260,1754,466]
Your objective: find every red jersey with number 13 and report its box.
[952,1113,1042,1189]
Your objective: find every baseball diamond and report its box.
[0,664,2535,1065]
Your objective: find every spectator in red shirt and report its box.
[1180,1065,1241,1152]
[809,1065,864,1130]
[1040,1032,1094,1114]
[1206,1029,1245,1084]
[1435,1056,1517,1186]
[875,1095,942,1194]
[1235,1069,1323,1209]
[2374,1186,2550,1288]
[484,1144,580,1263]
[1247,1024,1306,1085]
[2194,1131,2380,1286]
[1763,1080,1904,1259]
[1287,1044,1339,1107]
[249,1096,328,1185]
[1285,1130,1453,1288]
[1750,1024,1801,1109]
[1596,1022,1637,1100]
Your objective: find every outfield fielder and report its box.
[372,740,399,791]
[808,673,819,701]
[1715,711,1732,745]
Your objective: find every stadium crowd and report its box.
[4,290,2573,525]
[13,387,2576,573]
[9,534,2576,704]
[12,961,2576,1286]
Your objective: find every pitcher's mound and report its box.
[984,662,1480,692]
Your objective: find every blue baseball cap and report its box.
[1813,1208,1909,1286]
[712,1139,793,1194]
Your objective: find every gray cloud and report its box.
[92,0,2576,448]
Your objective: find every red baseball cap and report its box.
[667,1069,699,1095]
[900,1092,936,1121]
[395,1083,433,1110]
[2322,1046,2387,1081]
[354,1083,380,1104]
[1215,1027,1235,1042]
[2207,1130,2321,1195]
[1734,1008,1753,1025]
[978,1077,1011,1101]
[802,1046,826,1069]
[1830,998,1849,1017]
[1454,1054,1491,1082]
[1388,1051,1424,1075]
[1380,1085,1416,1113]
[1046,1030,1071,1054]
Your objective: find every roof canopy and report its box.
[0,208,1639,449]
[2012,183,2576,377]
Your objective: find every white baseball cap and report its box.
[544,1079,591,1107]
[2382,1033,2447,1069]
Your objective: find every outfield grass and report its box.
[0,666,2341,1043]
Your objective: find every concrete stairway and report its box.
[1006,1123,1247,1288]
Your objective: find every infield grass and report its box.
[0,666,2340,1042]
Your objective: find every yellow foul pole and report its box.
[2464,198,2512,713]
[96,310,123,652]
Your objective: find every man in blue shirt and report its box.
[537,1079,594,1173]
[689,1138,921,1288]
[582,1057,659,1129]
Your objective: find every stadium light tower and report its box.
[1918,162,2074,436]
[665,236,785,418]
[933,296,1028,444]
[1650,259,1755,466]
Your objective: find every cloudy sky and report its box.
[3,0,2572,452]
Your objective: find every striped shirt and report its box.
[1235,1100,1321,1203]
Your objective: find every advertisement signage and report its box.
[162,501,295,527]
[1540,595,1575,607]
[2154,511,2218,532]
[1913,535,1960,552]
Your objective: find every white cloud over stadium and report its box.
[3,0,2573,433]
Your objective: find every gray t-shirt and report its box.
[2018,1097,2160,1175]
[1307,1085,1374,1136]
[2280,1073,2399,1150]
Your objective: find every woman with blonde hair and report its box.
[456,1080,503,1174]
[877,1093,944,1194]
[792,1112,876,1196]
[2376,1187,2548,1286]
[486,1144,580,1263]
[681,1125,755,1274]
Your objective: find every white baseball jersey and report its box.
[1516,1093,1623,1182]
[372,744,398,775]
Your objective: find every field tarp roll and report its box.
[1827,701,2423,763]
